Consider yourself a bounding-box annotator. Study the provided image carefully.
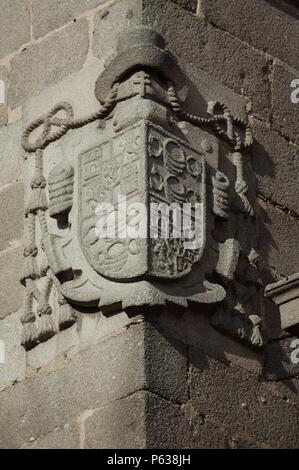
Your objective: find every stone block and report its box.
[190,346,299,448]
[145,392,192,449]
[84,391,147,449]
[144,322,188,404]
[267,377,299,408]
[0,182,24,251]
[143,0,272,119]
[272,64,299,145]
[93,0,143,59]
[0,245,24,320]
[32,0,107,38]
[0,122,23,189]
[0,320,188,448]
[9,19,89,109]
[201,0,299,69]
[258,200,299,276]
[22,422,81,449]
[93,0,270,118]
[170,0,197,13]
[147,308,263,375]
[85,390,192,449]
[252,120,299,213]
[0,310,26,392]
[0,66,8,128]
[0,323,145,448]
[264,336,299,381]
[0,0,30,59]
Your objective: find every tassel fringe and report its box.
[58,300,76,331]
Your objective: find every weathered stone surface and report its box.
[22,422,81,449]
[252,120,299,213]
[170,0,197,13]
[0,182,24,251]
[0,310,26,392]
[0,122,23,189]
[143,0,272,119]
[272,64,299,146]
[9,19,89,109]
[264,336,299,381]
[0,245,24,320]
[0,0,30,59]
[148,308,263,375]
[0,66,8,127]
[85,391,192,449]
[0,321,188,448]
[0,323,145,448]
[144,322,188,404]
[258,201,299,276]
[145,392,191,449]
[201,0,299,69]
[32,0,107,38]
[190,347,299,448]
[265,273,299,336]
[93,0,271,119]
[93,0,143,59]
[267,377,299,408]
[26,324,79,371]
[85,392,147,449]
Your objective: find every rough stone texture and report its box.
[85,392,147,449]
[272,64,299,145]
[0,66,8,127]
[85,391,192,449]
[0,310,26,392]
[190,346,299,448]
[0,122,23,189]
[258,200,299,276]
[9,19,89,109]
[22,422,81,449]
[170,0,197,13]
[144,323,188,404]
[148,308,263,375]
[0,321,188,448]
[252,120,299,213]
[32,0,107,38]
[0,0,30,60]
[93,0,272,119]
[264,337,299,381]
[268,377,299,408]
[201,0,299,69]
[144,0,272,119]
[0,245,24,320]
[0,324,144,448]
[0,0,298,451]
[0,182,24,251]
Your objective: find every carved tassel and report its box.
[21,291,38,350]
[249,314,263,347]
[26,188,48,214]
[20,244,39,286]
[36,277,57,343]
[58,297,77,331]
[37,303,57,343]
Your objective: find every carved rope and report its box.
[20,84,119,350]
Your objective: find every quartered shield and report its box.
[78,121,206,281]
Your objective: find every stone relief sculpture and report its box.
[20,26,263,350]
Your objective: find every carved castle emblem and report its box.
[20,27,263,350]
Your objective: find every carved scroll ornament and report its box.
[20,27,262,350]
